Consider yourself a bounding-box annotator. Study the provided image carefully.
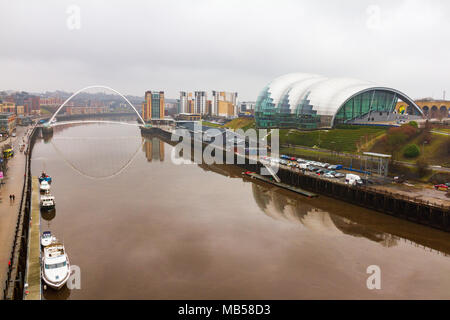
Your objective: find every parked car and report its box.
[434,184,449,191]
[334,173,345,178]
[346,174,363,186]
[324,172,335,178]
[317,169,327,175]
[361,178,375,185]
[328,165,337,170]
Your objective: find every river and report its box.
[31,120,450,299]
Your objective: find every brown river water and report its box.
[31,120,450,299]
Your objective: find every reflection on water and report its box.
[142,137,165,162]
[251,183,398,248]
[32,120,450,299]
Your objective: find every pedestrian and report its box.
[9,195,12,201]
[12,194,15,202]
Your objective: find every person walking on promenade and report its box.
[12,194,15,202]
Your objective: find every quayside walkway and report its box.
[23,177,41,300]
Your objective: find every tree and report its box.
[386,132,407,157]
[403,144,420,158]
[416,157,430,177]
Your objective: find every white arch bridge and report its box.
[42,85,177,129]
[35,85,173,180]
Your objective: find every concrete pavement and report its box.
[0,126,28,294]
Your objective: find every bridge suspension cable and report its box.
[50,135,144,180]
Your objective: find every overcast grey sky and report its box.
[0,0,449,100]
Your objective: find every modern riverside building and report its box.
[0,112,17,135]
[255,73,424,129]
[212,91,238,117]
[177,91,238,117]
[239,101,256,114]
[2,92,40,115]
[179,91,188,114]
[194,91,207,114]
[142,91,165,121]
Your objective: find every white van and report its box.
[345,174,362,186]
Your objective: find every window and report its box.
[45,261,67,269]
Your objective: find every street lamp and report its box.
[422,140,428,158]
[330,141,336,160]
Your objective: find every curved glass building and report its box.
[255,73,423,129]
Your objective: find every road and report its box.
[0,126,29,295]
[431,130,450,136]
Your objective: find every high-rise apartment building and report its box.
[212,91,238,117]
[142,91,165,121]
[177,90,237,117]
[179,91,188,114]
[194,91,207,114]
[239,101,256,113]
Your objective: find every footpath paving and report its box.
[24,177,41,300]
[0,126,28,295]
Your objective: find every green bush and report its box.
[408,121,418,128]
[403,144,420,158]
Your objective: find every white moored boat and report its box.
[41,242,70,290]
[40,194,55,211]
[41,231,56,247]
[40,180,51,192]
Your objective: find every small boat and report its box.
[41,231,57,247]
[39,172,52,184]
[40,180,51,192]
[40,194,55,211]
[41,242,70,290]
